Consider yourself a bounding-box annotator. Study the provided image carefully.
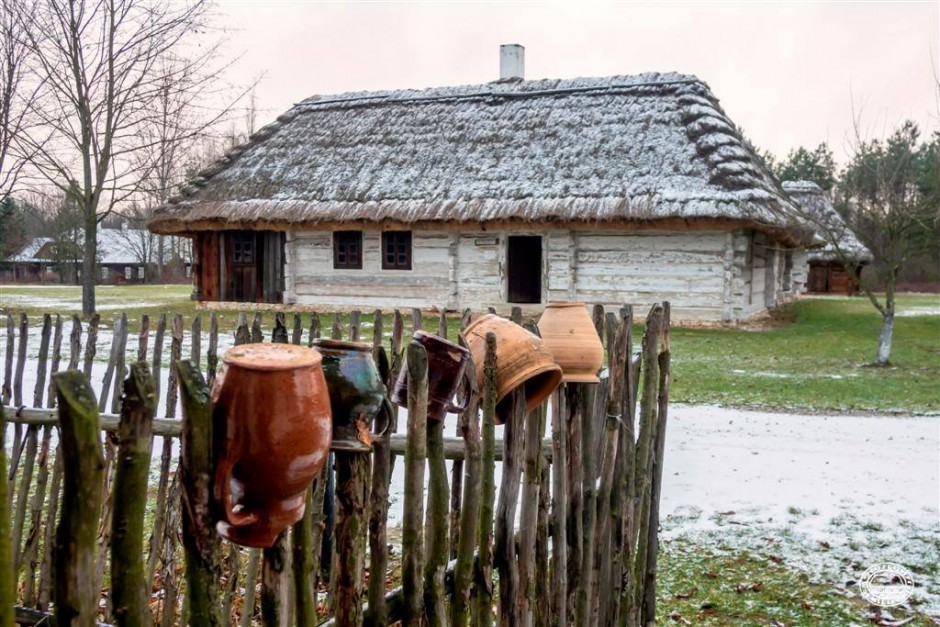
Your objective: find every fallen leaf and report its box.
[703,570,718,579]
[768,554,784,564]
[801,600,813,610]
[675,587,698,600]
[668,611,692,625]
[718,510,736,516]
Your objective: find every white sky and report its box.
[212,0,939,164]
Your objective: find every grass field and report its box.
[1,284,938,413]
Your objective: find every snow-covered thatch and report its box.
[150,72,810,244]
[782,181,871,262]
[4,238,54,262]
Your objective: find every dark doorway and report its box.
[507,235,542,304]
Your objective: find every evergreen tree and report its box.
[776,143,837,191]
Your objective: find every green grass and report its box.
[668,295,940,414]
[657,537,934,626]
[1,285,938,413]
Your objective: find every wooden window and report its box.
[333,231,362,269]
[233,234,254,264]
[382,231,412,270]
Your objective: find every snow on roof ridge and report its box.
[294,72,702,110]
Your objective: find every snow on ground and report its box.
[660,405,940,616]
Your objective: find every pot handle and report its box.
[214,458,259,528]
[372,398,395,440]
[446,395,470,414]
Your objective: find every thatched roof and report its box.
[782,181,872,262]
[150,72,811,243]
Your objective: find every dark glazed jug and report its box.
[312,339,388,452]
[212,343,332,548]
[391,330,471,421]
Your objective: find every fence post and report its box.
[111,362,157,626]
[177,360,222,626]
[402,342,428,624]
[472,332,497,627]
[495,385,525,626]
[365,348,394,627]
[450,359,480,627]
[0,412,12,627]
[53,370,104,627]
[642,303,671,625]
[632,304,664,622]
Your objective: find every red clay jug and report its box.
[537,302,604,383]
[390,330,472,421]
[211,343,332,548]
[462,313,562,424]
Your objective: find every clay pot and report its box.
[462,313,563,423]
[390,330,472,421]
[537,302,604,383]
[312,339,388,453]
[212,343,332,548]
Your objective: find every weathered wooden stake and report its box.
[2,313,13,406]
[292,486,317,627]
[424,404,449,626]
[472,332,497,627]
[111,363,156,627]
[641,303,671,626]
[177,360,222,626]
[81,313,99,380]
[53,371,104,627]
[0,413,13,627]
[495,385,525,626]
[451,359,481,627]
[402,342,428,624]
[261,531,291,627]
[632,305,663,622]
[550,388,568,625]
[333,449,370,627]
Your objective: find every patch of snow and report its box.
[896,307,940,317]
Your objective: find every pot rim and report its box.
[412,329,470,355]
[222,343,321,371]
[311,338,372,353]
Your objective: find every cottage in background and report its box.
[149,45,814,323]
[783,180,871,295]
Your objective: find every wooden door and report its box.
[507,236,542,304]
[231,232,258,303]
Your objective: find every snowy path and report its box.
[660,405,939,616]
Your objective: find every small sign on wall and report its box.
[474,237,499,247]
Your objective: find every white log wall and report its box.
[284,227,793,322]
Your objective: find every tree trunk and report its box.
[874,307,895,366]
[81,217,97,316]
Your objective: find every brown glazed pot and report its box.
[211,343,332,548]
[311,339,388,453]
[390,330,472,421]
[462,313,563,424]
[537,302,604,383]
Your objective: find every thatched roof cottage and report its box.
[149,46,812,322]
[782,180,871,295]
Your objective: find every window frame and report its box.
[332,230,363,270]
[381,231,412,271]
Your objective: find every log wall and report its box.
[283,227,787,323]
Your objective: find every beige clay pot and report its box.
[462,313,563,423]
[537,302,604,383]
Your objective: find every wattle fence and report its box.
[0,302,671,626]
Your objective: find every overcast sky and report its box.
[213,0,938,164]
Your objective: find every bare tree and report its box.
[0,0,38,201]
[796,120,939,366]
[15,0,234,315]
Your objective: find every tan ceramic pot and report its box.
[537,302,604,383]
[462,313,563,423]
[211,343,332,548]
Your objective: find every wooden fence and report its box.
[0,302,671,626]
